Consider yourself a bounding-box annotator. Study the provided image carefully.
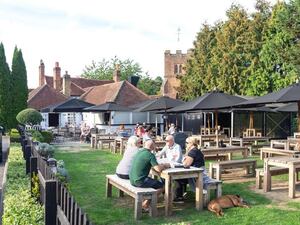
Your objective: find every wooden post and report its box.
[30,157,38,195]
[22,139,28,159]
[298,102,300,132]
[45,180,57,225]
[25,145,32,174]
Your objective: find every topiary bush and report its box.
[16,108,43,126]
[55,160,70,185]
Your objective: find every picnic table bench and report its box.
[256,167,300,189]
[106,175,157,220]
[209,159,257,180]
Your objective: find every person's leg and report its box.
[139,177,163,209]
[175,179,188,198]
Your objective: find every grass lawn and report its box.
[54,149,300,225]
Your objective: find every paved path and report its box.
[0,162,6,225]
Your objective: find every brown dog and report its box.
[207,195,250,216]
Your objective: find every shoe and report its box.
[173,197,184,203]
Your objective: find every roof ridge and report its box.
[123,80,149,98]
[111,81,125,102]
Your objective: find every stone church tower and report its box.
[162,49,191,98]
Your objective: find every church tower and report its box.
[162,49,191,98]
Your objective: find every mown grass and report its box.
[55,149,300,225]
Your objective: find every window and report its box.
[174,64,182,75]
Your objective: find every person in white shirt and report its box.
[157,135,182,163]
[168,123,176,135]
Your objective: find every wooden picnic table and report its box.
[151,166,204,216]
[270,139,297,150]
[230,136,270,147]
[91,133,117,148]
[192,134,227,147]
[113,137,129,154]
[263,156,300,198]
[260,147,300,160]
[201,145,248,160]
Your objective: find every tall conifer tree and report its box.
[11,46,28,127]
[0,43,11,130]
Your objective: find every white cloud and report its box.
[0,0,275,88]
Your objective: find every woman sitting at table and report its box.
[116,136,140,179]
[174,137,212,202]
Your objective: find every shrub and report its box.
[9,128,20,143]
[55,160,70,185]
[37,143,54,159]
[31,130,43,142]
[16,108,43,126]
[2,144,44,225]
[40,131,54,144]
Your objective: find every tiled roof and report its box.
[80,81,150,106]
[45,75,113,90]
[70,82,85,96]
[28,84,67,110]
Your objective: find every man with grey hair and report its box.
[157,135,182,163]
[130,139,170,211]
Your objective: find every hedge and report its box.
[2,143,44,225]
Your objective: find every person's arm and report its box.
[172,145,182,162]
[150,153,170,173]
[157,146,167,158]
[182,149,195,167]
[153,163,170,173]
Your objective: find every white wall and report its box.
[40,113,48,129]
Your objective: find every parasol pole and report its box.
[249,111,254,129]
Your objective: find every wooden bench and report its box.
[106,175,157,220]
[204,180,222,206]
[97,139,115,149]
[209,159,257,180]
[256,167,300,189]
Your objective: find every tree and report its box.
[11,46,28,128]
[82,56,162,95]
[138,74,163,95]
[82,56,142,80]
[0,42,12,130]
[247,1,300,95]
[16,108,42,126]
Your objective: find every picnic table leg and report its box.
[195,171,203,211]
[91,136,94,148]
[106,178,112,198]
[134,194,142,220]
[149,193,157,217]
[209,163,213,178]
[165,175,172,216]
[240,140,243,147]
[216,165,221,181]
[288,165,296,198]
[228,153,232,161]
[229,138,232,145]
[263,160,271,192]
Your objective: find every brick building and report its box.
[162,49,192,99]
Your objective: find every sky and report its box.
[0,0,275,88]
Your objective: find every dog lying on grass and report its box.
[207,195,250,216]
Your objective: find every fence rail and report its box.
[20,133,92,225]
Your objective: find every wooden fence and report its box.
[20,134,92,225]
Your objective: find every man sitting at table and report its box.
[156,135,182,163]
[130,139,170,211]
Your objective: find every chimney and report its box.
[53,62,61,90]
[39,60,45,86]
[113,64,121,82]
[62,71,71,97]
